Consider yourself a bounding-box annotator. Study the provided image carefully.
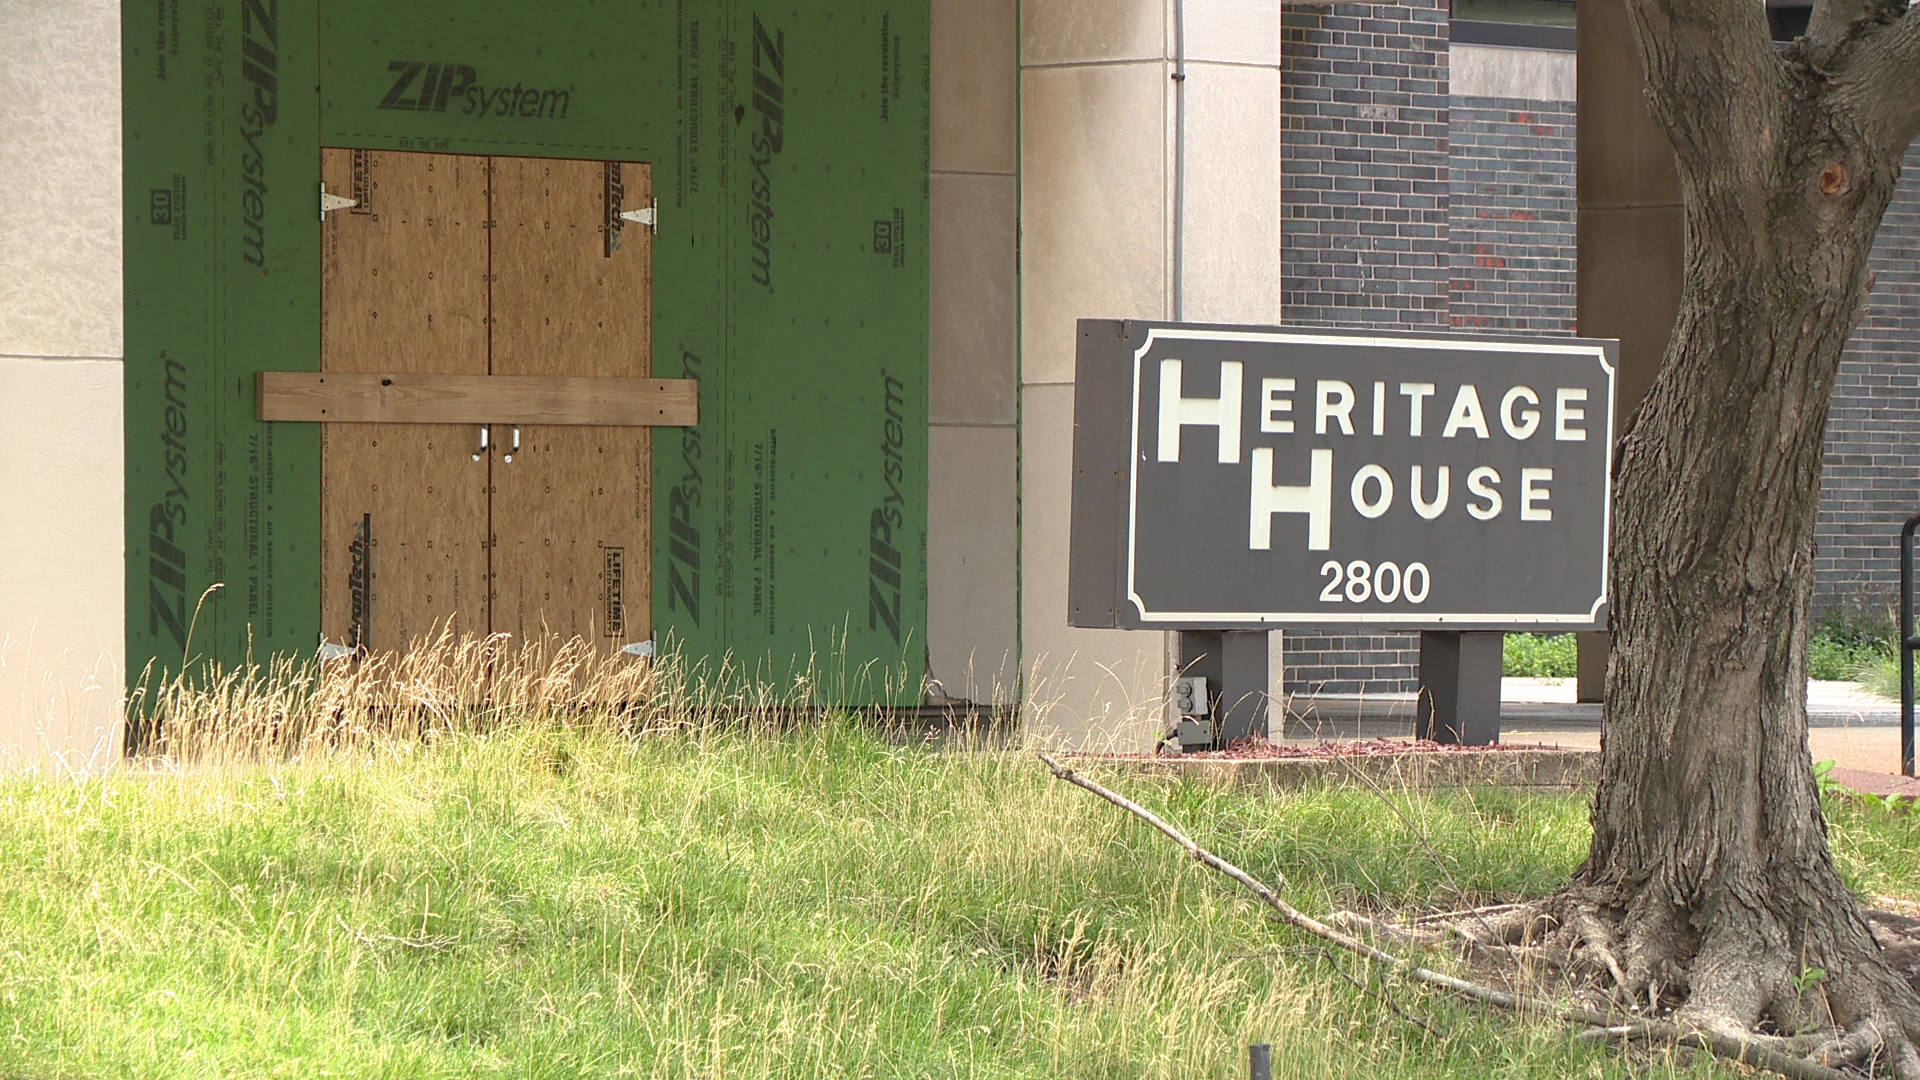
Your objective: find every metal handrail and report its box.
[1901,513,1919,777]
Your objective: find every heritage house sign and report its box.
[1069,320,1619,632]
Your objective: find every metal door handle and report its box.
[471,425,489,461]
[502,425,520,463]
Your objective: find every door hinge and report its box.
[618,199,657,233]
[620,639,656,659]
[320,183,358,219]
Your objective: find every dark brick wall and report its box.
[1279,0,1454,694]
[1279,13,1920,689]
[1448,97,1579,334]
[1283,631,1420,696]
[1813,141,1920,625]
[1281,0,1451,330]
[1283,95,1584,697]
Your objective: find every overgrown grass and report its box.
[10,733,1915,1078]
[1506,624,1910,695]
[2,645,1913,1078]
[1502,633,1578,678]
[1826,787,1920,898]
[1809,619,1900,696]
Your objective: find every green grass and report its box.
[1859,659,1903,699]
[1809,620,1892,681]
[1504,625,1912,695]
[1809,619,1900,696]
[1502,633,1578,678]
[2,723,1914,1079]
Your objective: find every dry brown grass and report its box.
[125,623,925,766]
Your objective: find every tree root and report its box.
[1814,1022,1894,1069]
[1052,753,1920,1076]
[1566,908,1630,992]
[1458,892,1920,1078]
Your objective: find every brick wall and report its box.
[1282,0,1443,691]
[1279,12,1920,686]
[1437,99,1920,639]
[1280,0,1454,695]
[1282,631,1421,696]
[1813,142,1920,625]
[1448,97,1578,334]
[1280,10,1591,695]
[1281,0,1451,329]
[1283,92,1583,697]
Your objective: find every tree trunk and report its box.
[1572,0,1920,1066]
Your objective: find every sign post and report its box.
[1416,630,1503,745]
[1176,629,1271,746]
[1069,319,1618,748]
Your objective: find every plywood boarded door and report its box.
[319,149,492,650]
[488,159,653,651]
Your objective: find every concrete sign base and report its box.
[1416,631,1504,746]
[1176,630,1272,747]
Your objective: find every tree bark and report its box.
[1575,0,1920,1066]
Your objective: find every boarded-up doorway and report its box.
[318,149,653,654]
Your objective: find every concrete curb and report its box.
[1081,748,1601,792]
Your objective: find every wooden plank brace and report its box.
[258,372,698,426]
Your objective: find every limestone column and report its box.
[1018,0,1284,748]
[0,0,126,771]
[927,0,1021,707]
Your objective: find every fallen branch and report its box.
[1313,946,1441,1035]
[1329,751,1554,959]
[1037,754,1850,1080]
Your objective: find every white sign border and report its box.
[1124,327,1617,626]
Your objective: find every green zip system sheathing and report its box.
[124,0,930,704]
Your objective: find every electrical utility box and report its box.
[123,1,930,703]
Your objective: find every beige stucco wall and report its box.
[1452,43,1575,100]
[1018,0,1286,749]
[0,0,126,772]
[928,0,1021,706]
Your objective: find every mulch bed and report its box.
[1155,737,1570,760]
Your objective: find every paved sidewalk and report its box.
[1280,678,1914,777]
[1499,677,1903,726]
